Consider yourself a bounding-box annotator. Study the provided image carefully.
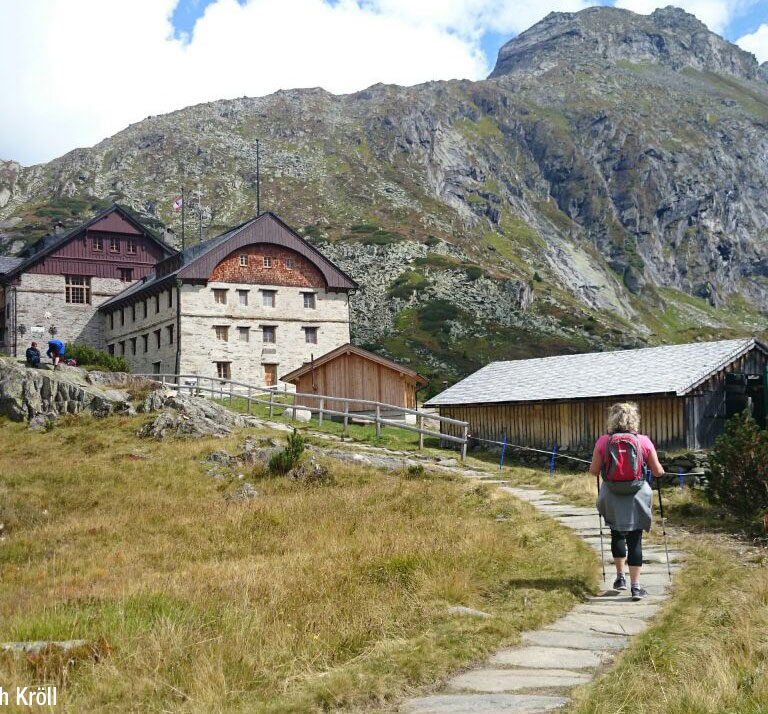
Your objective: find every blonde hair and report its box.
[607,401,640,434]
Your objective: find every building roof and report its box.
[0,204,176,284]
[426,338,767,406]
[280,343,428,385]
[0,257,23,275]
[99,211,357,311]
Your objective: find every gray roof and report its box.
[426,338,765,406]
[0,257,23,275]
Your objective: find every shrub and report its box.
[268,429,305,475]
[65,344,130,373]
[706,412,768,526]
[424,236,441,247]
[465,265,484,281]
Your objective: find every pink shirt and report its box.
[595,433,656,463]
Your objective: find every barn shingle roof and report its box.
[426,338,766,406]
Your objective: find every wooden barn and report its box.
[280,344,428,414]
[426,338,768,451]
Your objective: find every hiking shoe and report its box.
[631,584,647,601]
[613,573,627,591]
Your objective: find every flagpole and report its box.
[181,186,185,252]
[256,139,260,216]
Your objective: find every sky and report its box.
[0,0,766,167]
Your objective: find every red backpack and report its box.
[602,433,645,482]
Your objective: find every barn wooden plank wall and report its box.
[439,395,686,450]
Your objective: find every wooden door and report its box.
[264,364,277,387]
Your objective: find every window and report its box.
[216,362,231,380]
[130,337,137,355]
[93,236,103,252]
[154,329,161,349]
[262,290,276,308]
[152,361,161,375]
[302,292,316,309]
[118,341,125,356]
[214,325,229,342]
[143,300,148,319]
[237,290,249,306]
[213,289,227,305]
[119,268,133,282]
[166,324,174,345]
[109,312,114,330]
[154,295,160,313]
[263,364,277,387]
[263,256,272,268]
[127,240,137,255]
[285,258,294,270]
[65,275,91,304]
[120,309,125,327]
[109,237,120,253]
[142,334,149,353]
[107,344,115,356]
[261,326,276,344]
[238,326,250,342]
[131,304,136,322]
[167,289,173,308]
[239,254,248,266]
[303,326,318,344]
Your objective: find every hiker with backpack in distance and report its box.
[589,402,665,601]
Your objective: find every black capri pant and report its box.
[610,529,643,567]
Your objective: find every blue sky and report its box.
[1,0,767,166]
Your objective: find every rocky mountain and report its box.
[2,5,768,391]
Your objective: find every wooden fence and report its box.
[139,373,470,460]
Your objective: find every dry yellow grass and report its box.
[0,415,597,712]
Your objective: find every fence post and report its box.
[318,398,324,426]
[292,392,297,421]
[460,424,469,463]
[343,400,349,436]
[268,390,274,418]
[375,404,381,438]
[418,414,424,450]
[247,386,252,414]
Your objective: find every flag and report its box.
[172,196,183,211]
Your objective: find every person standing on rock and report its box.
[25,342,41,368]
[46,339,66,369]
[589,401,665,601]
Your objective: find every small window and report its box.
[65,275,91,304]
[107,344,115,356]
[214,325,229,342]
[130,337,137,355]
[238,290,249,306]
[303,326,318,344]
[263,364,277,387]
[152,361,161,375]
[166,324,174,345]
[239,254,248,267]
[262,326,276,344]
[93,236,103,252]
[154,295,160,313]
[131,304,136,322]
[120,309,125,327]
[168,289,173,308]
[263,256,272,268]
[127,240,137,255]
[118,340,125,356]
[143,300,148,319]
[109,312,114,330]
[285,258,294,270]
[262,290,276,308]
[154,329,161,349]
[109,237,120,253]
[142,334,149,353]
[216,362,231,379]
[213,289,227,305]
[119,268,133,283]
[238,326,250,342]
[303,292,316,309]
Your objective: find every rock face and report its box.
[2,6,768,387]
[0,357,138,422]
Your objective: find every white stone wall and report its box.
[13,273,127,354]
[104,285,178,374]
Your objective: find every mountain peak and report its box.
[489,5,761,82]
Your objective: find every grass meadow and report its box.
[0,414,596,712]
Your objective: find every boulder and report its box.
[138,412,233,439]
[288,458,334,485]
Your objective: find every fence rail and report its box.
[137,373,470,460]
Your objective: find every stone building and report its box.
[100,212,357,386]
[0,205,176,356]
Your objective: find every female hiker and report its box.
[589,402,665,601]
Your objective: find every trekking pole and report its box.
[655,477,672,581]
[595,473,606,583]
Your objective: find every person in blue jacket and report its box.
[46,339,66,368]
[25,342,41,368]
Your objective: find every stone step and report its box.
[573,603,661,618]
[545,613,649,636]
[522,629,629,651]
[448,668,592,693]
[489,645,611,670]
[400,693,571,713]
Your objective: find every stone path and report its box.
[400,485,685,714]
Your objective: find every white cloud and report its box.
[737,23,768,62]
